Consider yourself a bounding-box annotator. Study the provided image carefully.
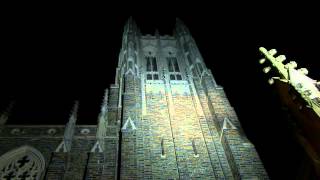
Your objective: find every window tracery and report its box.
[167,53,182,80]
[145,52,159,80]
[0,146,45,180]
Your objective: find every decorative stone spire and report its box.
[97,89,108,136]
[64,100,79,149]
[101,88,109,117]
[0,101,15,125]
[155,29,160,37]
[175,17,190,35]
[125,16,138,35]
[56,101,79,152]
[92,89,109,152]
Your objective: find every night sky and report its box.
[1,6,319,178]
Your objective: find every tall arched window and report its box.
[145,51,159,80]
[0,146,46,180]
[167,53,182,80]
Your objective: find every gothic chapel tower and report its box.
[110,17,269,179]
[0,17,268,180]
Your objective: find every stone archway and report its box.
[0,146,46,180]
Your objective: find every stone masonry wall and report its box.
[0,125,118,180]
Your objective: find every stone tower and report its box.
[112,17,268,179]
[0,18,268,179]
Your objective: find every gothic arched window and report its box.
[145,52,159,80]
[0,146,46,180]
[167,54,182,80]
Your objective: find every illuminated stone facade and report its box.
[0,18,268,179]
[114,18,268,179]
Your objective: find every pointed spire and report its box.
[101,88,109,117]
[175,17,190,35]
[94,89,109,152]
[175,17,184,26]
[0,101,15,125]
[97,115,107,136]
[125,16,137,34]
[126,16,133,29]
[98,88,108,130]
[62,100,79,152]
[136,26,141,35]
[69,100,79,123]
[155,29,160,37]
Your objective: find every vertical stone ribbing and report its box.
[189,76,234,179]
[204,82,268,179]
[120,74,138,179]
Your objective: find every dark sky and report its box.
[1,6,319,178]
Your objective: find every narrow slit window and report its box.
[161,139,165,157]
[192,140,198,157]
